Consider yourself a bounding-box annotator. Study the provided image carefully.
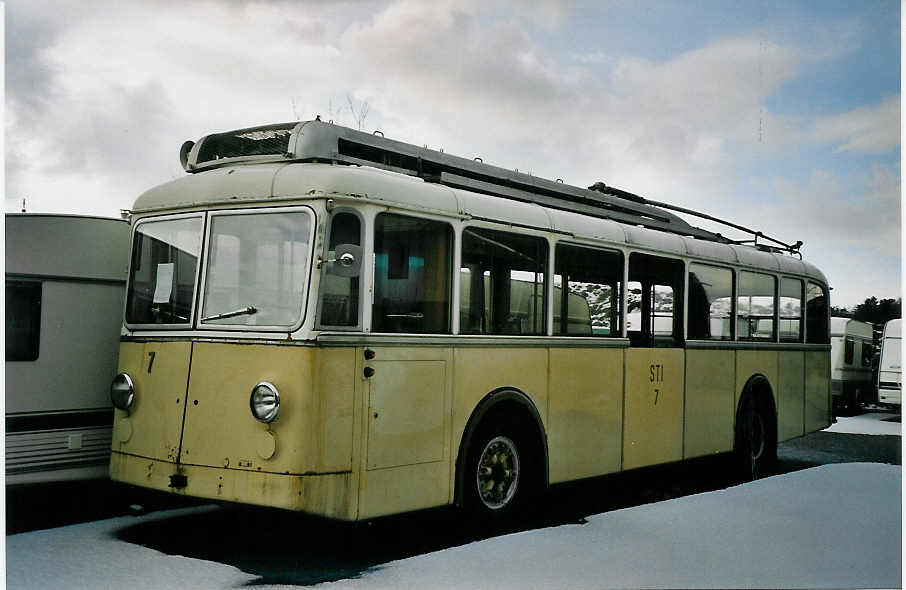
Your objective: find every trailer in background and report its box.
[6,214,130,484]
[877,318,901,407]
[829,317,874,414]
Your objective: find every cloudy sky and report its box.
[5,0,900,308]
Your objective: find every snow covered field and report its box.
[6,412,901,589]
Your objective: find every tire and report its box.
[464,422,536,522]
[846,389,862,416]
[734,393,777,481]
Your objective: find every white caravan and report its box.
[829,317,874,413]
[5,214,130,484]
[877,319,901,407]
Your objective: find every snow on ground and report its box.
[6,464,900,590]
[826,409,902,436]
[316,464,900,590]
[6,412,901,590]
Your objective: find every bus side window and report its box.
[627,253,684,348]
[553,244,622,336]
[318,211,362,328]
[779,277,803,343]
[460,228,547,335]
[805,282,829,344]
[372,213,453,334]
[688,263,733,341]
[738,271,776,341]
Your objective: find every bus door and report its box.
[623,253,685,470]
[360,213,455,517]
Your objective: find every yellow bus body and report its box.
[110,339,829,520]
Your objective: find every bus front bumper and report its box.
[109,451,357,520]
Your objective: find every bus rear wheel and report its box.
[465,424,535,522]
[734,394,776,481]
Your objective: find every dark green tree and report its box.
[852,297,901,325]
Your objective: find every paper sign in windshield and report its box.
[153,263,175,303]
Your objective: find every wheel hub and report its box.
[476,435,520,510]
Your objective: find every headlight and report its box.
[111,373,135,411]
[250,382,280,423]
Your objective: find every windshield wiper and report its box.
[201,306,258,322]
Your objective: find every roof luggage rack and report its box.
[181,119,803,256]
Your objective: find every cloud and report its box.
[3,0,898,307]
[768,164,900,257]
[810,95,900,154]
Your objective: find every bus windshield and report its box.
[125,209,313,329]
[125,216,203,326]
[201,210,313,328]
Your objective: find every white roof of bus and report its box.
[133,162,827,284]
[883,319,901,338]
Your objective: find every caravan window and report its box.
[6,280,41,361]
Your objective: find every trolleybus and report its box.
[108,120,831,520]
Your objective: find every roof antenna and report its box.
[21,198,26,213]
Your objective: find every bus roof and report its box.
[173,120,803,254]
[132,161,827,285]
[883,319,901,339]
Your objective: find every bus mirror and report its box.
[327,244,363,278]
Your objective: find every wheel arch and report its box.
[735,373,778,433]
[453,387,549,507]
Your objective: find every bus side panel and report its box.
[315,347,358,473]
[180,343,316,477]
[683,349,735,459]
[111,341,192,464]
[777,351,806,441]
[358,346,453,519]
[735,350,778,412]
[805,350,831,432]
[548,347,623,483]
[450,347,549,499]
[623,349,684,470]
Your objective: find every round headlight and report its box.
[111,373,135,411]
[250,382,280,423]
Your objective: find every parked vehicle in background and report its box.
[6,214,130,484]
[830,318,874,414]
[877,319,901,407]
